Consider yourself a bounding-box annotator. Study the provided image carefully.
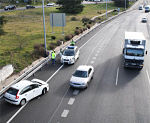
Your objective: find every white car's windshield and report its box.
[63,49,74,56]
[73,70,88,78]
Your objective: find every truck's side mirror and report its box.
[123,48,125,54]
[146,50,148,55]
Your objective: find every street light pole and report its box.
[125,0,126,10]
[42,0,47,52]
[106,0,107,17]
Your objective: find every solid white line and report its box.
[146,70,150,85]
[48,87,70,123]
[68,98,75,105]
[61,110,69,118]
[79,28,102,50]
[46,65,64,83]
[6,103,28,123]
[115,67,119,86]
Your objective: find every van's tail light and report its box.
[16,91,19,99]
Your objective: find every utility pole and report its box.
[125,0,126,10]
[106,0,107,17]
[42,0,47,52]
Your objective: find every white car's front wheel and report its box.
[42,88,47,95]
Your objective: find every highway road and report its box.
[1,3,150,123]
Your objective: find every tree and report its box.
[114,0,129,8]
[57,0,84,14]
[0,16,7,35]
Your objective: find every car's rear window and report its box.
[6,87,18,95]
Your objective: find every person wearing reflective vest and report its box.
[51,50,56,64]
[70,40,75,46]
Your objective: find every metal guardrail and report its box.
[0,57,49,96]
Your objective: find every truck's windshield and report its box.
[126,48,144,56]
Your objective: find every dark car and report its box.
[4,5,16,11]
[26,5,35,9]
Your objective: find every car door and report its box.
[20,85,34,101]
[30,84,42,98]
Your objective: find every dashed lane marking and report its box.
[73,90,80,95]
[68,98,75,105]
[95,54,98,57]
[90,61,95,64]
[61,110,69,118]
[146,70,150,85]
[48,87,70,123]
[92,57,96,60]
[115,67,119,86]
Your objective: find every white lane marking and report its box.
[115,67,119,86]
[90,61,95,64]
[97,50,100,53]
[79,28,103,50]
[146,70,150,85]
[68,98,75,105]
[6,103,28,123]
[48,87,70,123]
[61,110,69,118]
[73,90,80,95]
[92,57,96,60]
[46,65,64,83]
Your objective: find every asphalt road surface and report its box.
[1,3,150,123]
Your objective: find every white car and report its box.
[47,3,55,6]
[139,5,143,10]
[70,65,94,89]
[4,79,49,106]
[60,46,80,64]
[142,17,147,22]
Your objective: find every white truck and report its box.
[123,32,147,69]
[145,5,150,12]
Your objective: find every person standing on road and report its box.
[70,39,75,46]
[51,50,56,64]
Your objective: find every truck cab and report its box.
[123,32,146,69]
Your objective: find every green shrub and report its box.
[65,34,73,41]
[74,30,81,35]
[86,24,91,29]
[48,42,56,50]
[71,17,78,21]
[51,36,56,40]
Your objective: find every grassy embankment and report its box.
[0,3,128,72]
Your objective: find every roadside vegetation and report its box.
[0,2,133,72]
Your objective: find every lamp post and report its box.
[106,0,107,17]
[42,0,47,52]
[125,0,126,10]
